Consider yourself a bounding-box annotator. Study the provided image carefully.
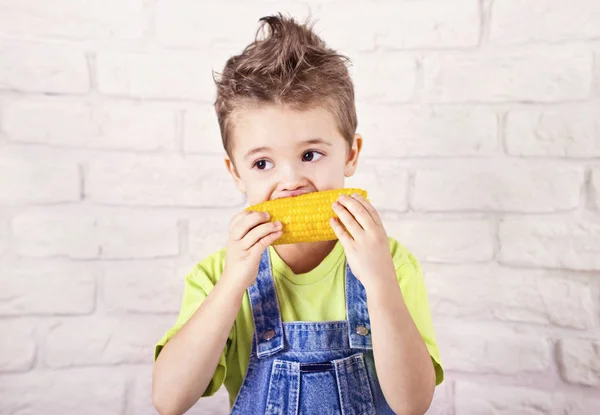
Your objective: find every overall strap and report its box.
[345,262,373,349]
[247,248,285,358]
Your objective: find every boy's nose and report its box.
[277,168,310,197]
[279,166,307,187]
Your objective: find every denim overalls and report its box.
[230,248,395,414]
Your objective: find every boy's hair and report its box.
[213,13,357,157]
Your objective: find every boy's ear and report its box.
[344,133,363,177]
[224,155,246,194]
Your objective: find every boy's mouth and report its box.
[273,189,310,199]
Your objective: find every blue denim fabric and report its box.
[230,249,396,414]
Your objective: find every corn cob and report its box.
[246,188,368,245]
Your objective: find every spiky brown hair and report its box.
[213,13,357,157]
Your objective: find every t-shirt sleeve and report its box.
[395,254,444,386]
[154,257,233,397]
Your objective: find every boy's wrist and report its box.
[363,275,402,303]
[219,270,252,300]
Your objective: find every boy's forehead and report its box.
[230,104,342,154]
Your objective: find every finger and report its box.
[332,200,363,238]
[337,194,375,230]
[351,193,383,227]
[247,228,283,256]
[231,211,270,241]
[329,217,353,248]
[241,221,282,250]
[230,210,254,231]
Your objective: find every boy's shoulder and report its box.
[185,247,227,289]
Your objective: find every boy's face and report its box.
[224,104,362,206]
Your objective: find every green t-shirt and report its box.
[155,237,444,407]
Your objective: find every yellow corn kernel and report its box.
[246,188,368,245]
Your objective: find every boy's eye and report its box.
[254,159,273,170]
[303,151,323,162]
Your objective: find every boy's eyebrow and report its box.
[300,138,332,147]
[243,139,332,160]
[244,146,271,161]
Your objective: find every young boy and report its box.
[153,14,443,415]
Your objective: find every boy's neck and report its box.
[273,240,338,275]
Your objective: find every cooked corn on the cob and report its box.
[246,188,368,245]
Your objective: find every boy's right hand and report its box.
[222,210,282,290]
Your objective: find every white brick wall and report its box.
[0,40,89,94]
[0,263,96,316]
[3,98,179,151]
[505,104,600,157]
[356,104,499,157]
[0,154,81,205]
[0,1,599,414]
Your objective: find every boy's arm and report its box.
[331,193,440,414]
[365,273,436,415]
[153,209,282,415]
[152,273,246,415]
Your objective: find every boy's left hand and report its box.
[330,193,397,291]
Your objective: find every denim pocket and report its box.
[333,353,376,415]
[264,353,376,415]
[265,359,300,415]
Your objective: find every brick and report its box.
[43,316,172,367]
[437,324,550,375]
[189,211,231,260]
[130,367,230,415]
[156,0,311,48]
[422,46,592,103]
[0,218,7,256]
[592,168,600,209]
[557,394,600,415]
[0,154,80,205]
[183,106,224,154]
[96,216,179,259]
[490,0,600,44]
[3,99,177,151]
[499,219,600,271]
[0,40,88,94]
[0,371,125,415]
[86,155,244,207]
[356,103,498,157]
[0,0,147,39]
[412,162,583,212]
[96,51,215,100]
[558,338,600,386]
[319,0,479,51]
[345,159,409,212]
[12,213,96,258]
[596,49,600,97]
[0,263,95,315]
[351,54,416,103]
[455,382,553,415]
[456,382,600,415]
[0,320,35,372]
[383,220,494,264]
[505,104,600,157]
[424,264,595,329]
[103,261,183,314]
[12,211,179,259]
